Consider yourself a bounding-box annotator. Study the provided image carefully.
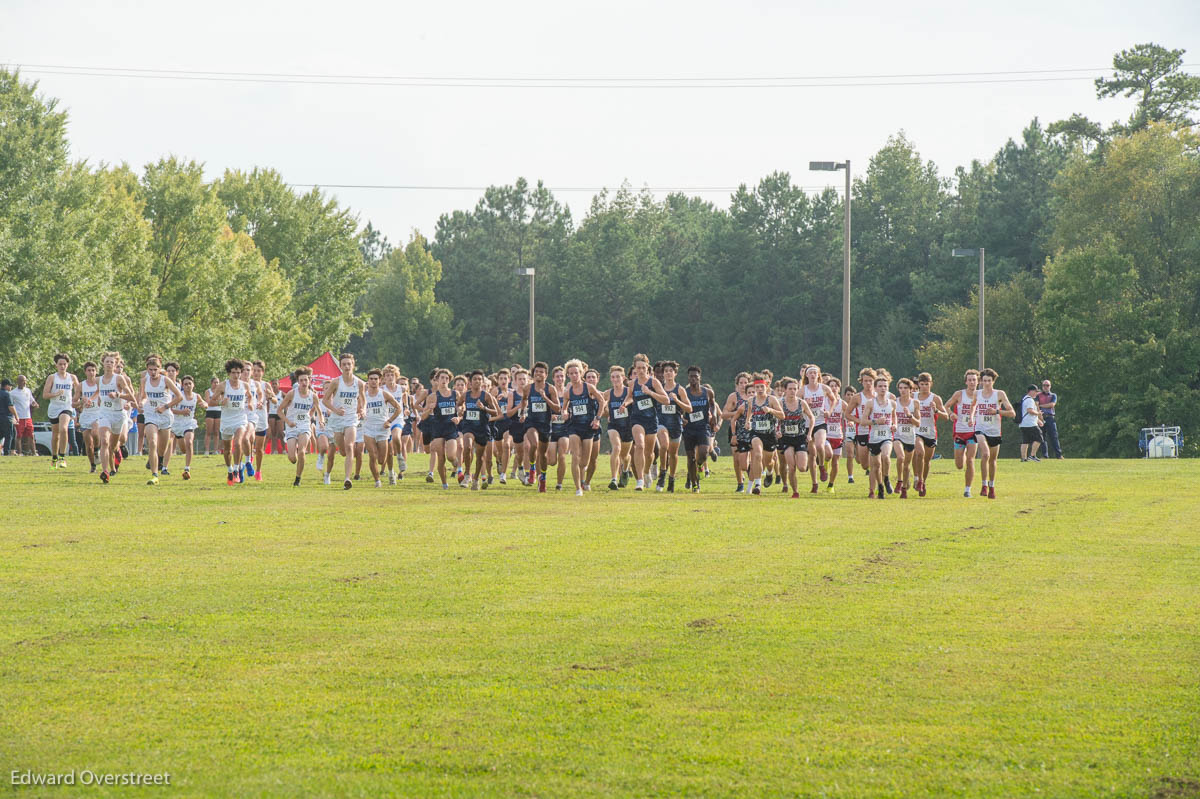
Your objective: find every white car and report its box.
[32,421,54,456]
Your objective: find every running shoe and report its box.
[114,449,123,467]
[826,483,835,494]
[819,464,828,482]
[782,481,789,493]
[254,472,262,482]
[918,481,926,498]
[792,491,800,499]
[763,472,773,488]
[245,460,255,478]
[293,476,301,487]
[735,483,744,493]
[847,475,855,484]
[539,475,547,493]
[481,479,488,490]
[50,457,58,470]
[657,473,666,491]
[227,471,235,486]
[692,485,700,493]
[751,483,761,495]
[100,470,110,484]
[1030,456,1041,462]
[160,466,170,476]
[988,485,996,499]
[375,480,382,488]
[471,480,479,491]
[344,479,352,490]
[883,477,892,494]
[425,472,434,483]
[709,449,718,461]
[635,479,644,492]
[877,485,885,499]
[900,485,908,499]
[667,477,675,493]
[182,469,191,481]
[575,488,583,497]
[388,473,396,486]
[498,473,507,485]
[618,471,629,489]
[609,479,618,491]
[119,445,128,458]
[811,483,819,494]
[555,484,562,491]
[324,473,331,485]
[147,474,158,486]
[963,487,971,498]
[90,463,96,474]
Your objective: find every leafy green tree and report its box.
[217,168,370,355]
[1038,125,1200,456]
[433,178,571,369]
[362,235,475,375]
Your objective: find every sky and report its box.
[3,0,1198,244]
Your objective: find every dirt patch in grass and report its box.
[334,572,381,584]
[687,617,719,629]
[570,663,616,672]
[1154,777,1200,798]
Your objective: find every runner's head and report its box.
[339,352,355,375]
[469,369,485,390]
[551,365,565,387]
[827,377,841,395]
[496,368,511,389]
[225,359,245,379]
[367,368,382,389]
[513,368,530,389]
[83,361,97,379]
[979,367,997,389]
[53,353,70,371]
[735,371,750,392]
[584,367,599,386]
[897,377,914,398]
[251,360,265,380]
[874,374,890,394]
[782,376,798,398]
[181,375,194,393]
[917,372,933,392]
[531,361,548,383]
[843,384,856,400]
[608,365,626,389]
[210,377,219,390]
[686,365,701,388]
[295,366,312,390]
[165,361,179,379]
[564,359,584,384]
[631,354,650,380]
[964,368,980,390]
[751,372,768,398]
[145,354,162,377]
[661,360,679,383]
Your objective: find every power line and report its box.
[5,61,1141,82]
[6,62,1175,89]
[287,183,844,193]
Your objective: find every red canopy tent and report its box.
[276,352,341,395]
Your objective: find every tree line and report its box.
[2,44,1198,456]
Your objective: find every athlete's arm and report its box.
[644,378,670,404]
[41,374,57,400]
[672,385,693,413]
[545,385,561,414]
[765,396,785,419]
[162,377,183,411]
[276,389,294,421]
[195,394,209,411]
[356,379,367,419]
[998,390,1017,419]
[384,392,403,427]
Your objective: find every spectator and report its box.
[1019,384,1044,462]
[0,379,16,455]
[1038,379,1063,459]
[10,374,39,456]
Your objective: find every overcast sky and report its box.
[4,0,1198,244]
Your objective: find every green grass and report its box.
[1,454,1198,798]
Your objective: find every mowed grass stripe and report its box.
[1,456,1197,797]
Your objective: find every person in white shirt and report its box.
[1019,384,1045,462]
[10,375,38,456]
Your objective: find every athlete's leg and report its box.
[432,438,448,486]
[608,430,623,482]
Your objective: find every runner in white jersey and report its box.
[170,375,206,480]
[361,368,403,488]
[839,384,858,486]
[382,365,407,484]
[94,352,137,483]
[210,359,255,485]
[246,360,276,482]
[891,378,919,499]
[946,369,981,498]
[800,366,838,485]
[41,353,79,469]
[321,352,365,490]
[277,366,324,487]
[972,367,1016,499]
[138,354,183,486]
[823,378,846,492]
[862,374,897,500]
[203,377,221,456]
[843,367,879,480]
[77,361,102,473]
[913,372,949,498]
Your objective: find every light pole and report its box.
[952,247,986,371]
[810,160,851,387]
[516,267,535,365]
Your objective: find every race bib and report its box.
[636,398,653,411]
[102,394,117,409]
[230,400,242,409]
[440,406,455,416]
[899,424,913,435]
[688,410,705,423]
[571,404,588,416]
[982,414,997,424]
[371,405,383,416]
[531,401,547,413]
[753,420,771,432]
[465,409,480,421]
[612,407,629,419]
[783,423,799,436]
[148,398,160,408]
[296,411,308,421]
[828,424,842,438]
[660,405,676,415]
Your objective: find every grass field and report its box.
[1,453,1198,798]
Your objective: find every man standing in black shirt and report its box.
[0,379,16,456]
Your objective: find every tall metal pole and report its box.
[842,160,851,389]
[978,247,985,372]
[529,270,536,366]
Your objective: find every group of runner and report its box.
[35,350,1019,498]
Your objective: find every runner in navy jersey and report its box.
[682,366,717,493]
[653,361,692,493]
[507,368,531,485]
[627,354,670,492]
[546,366,571,490]
[461,369,500,490]
[604,365,634,490]
[583,368,604,487]
[515,361,561,493]
[561,359,606,495]
[420,367,462,490]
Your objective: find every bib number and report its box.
[531,401,547,414]
[230,400,242,409]
[753,420,771,432]
[465,409,480,421]
[660,405,676,415]
[982,414,997,424]
[688,410,705,423]
[783,423,799,436]
[571,404,588,416]
[440,406,455,416]
[899,424,913,435]
[636,398,653,411]
[296,411,308,421]
[612,407,628,419]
